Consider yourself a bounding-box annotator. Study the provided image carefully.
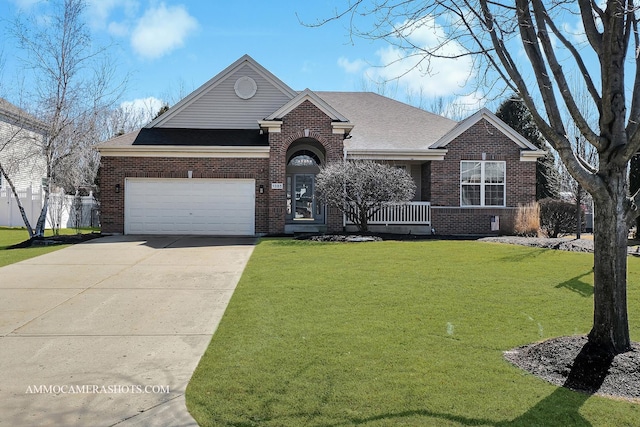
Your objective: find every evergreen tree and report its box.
[496,96,561,200]
[153,104,170,120]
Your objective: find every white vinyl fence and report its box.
[0,186,99,229]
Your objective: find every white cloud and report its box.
[445,92,485,119]
[130,3,198,60]
[86,0,139,31]
[338,57,367,74]
[343,15,476,102]
[120,96,165,123]
[394,15,448,50]
[369,45,472,98]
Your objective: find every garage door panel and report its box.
[125,179,255,235]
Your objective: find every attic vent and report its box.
[234,76,257,99]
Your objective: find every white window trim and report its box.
[460,160,506,207]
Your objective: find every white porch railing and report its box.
[345,202,431,225]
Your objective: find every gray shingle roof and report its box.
[0,98,47,133]
[97,130,141,147]
[315,92,458,151]
[98,92,459,150]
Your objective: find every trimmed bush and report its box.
[514,202,540,236]
[539,198,583,238]
[316,160,415,232]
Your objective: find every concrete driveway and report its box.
[0,235,256,427]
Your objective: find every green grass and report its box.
[0,227,99,267]
[186,239,640,426]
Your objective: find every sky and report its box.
[0,0,491,118]
[0,0,592,122]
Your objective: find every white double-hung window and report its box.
[460,161,506,207]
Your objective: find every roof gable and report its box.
[147,55,298,129]
[265,89,349,122]
[430,108,541,151]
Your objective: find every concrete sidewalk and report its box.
[0,235,256,427]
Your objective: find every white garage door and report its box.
[125,178,255,235]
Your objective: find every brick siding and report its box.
[99,156,269,234]
[429,119,536,235]
[267,100,345,234]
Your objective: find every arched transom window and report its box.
[288,150,321,167]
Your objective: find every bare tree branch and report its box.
[579,0,603,54]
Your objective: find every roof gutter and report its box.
[345,148,448,161]
[520,150,547,162]
[97,145,270,158]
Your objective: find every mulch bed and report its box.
[505,336,640,401]
[307,235,383,242]
[294,233,468,242]
[479,236,595,252]
[7,232,103,249]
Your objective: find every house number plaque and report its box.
[271,183,284,190]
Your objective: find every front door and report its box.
[287,173,325,223]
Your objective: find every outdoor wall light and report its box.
[115,184,120,193]
[259,185,264,194]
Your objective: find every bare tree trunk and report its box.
[589,171,631,354]
[0,164,34,238]
[358,203,369,232]
[576,184,582,239]
[34,181,50,237]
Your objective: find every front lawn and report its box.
[0,227,99,267]
[186,239,640,426]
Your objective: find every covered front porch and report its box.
[284,157,436,235]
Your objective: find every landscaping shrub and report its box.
[539,198,583,238]
[514,202,540,236]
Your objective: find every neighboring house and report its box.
[0,99,97,229]
[97,55,545,236]
[0,98,47,227]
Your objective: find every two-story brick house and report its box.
[97,55,545,236]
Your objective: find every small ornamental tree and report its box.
[316,160,416,232]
